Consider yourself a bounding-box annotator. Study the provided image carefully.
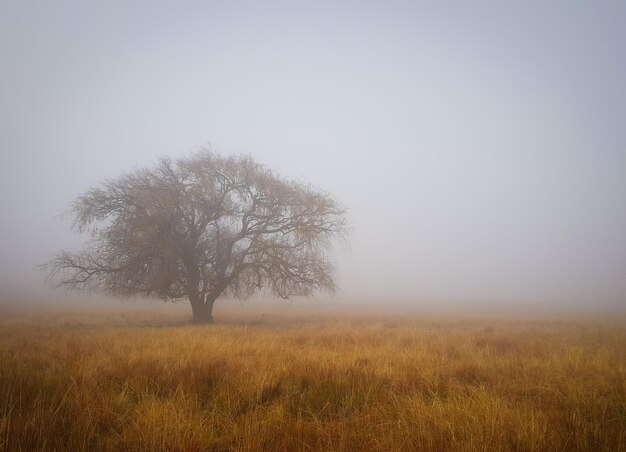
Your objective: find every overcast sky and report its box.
[1,1,625,308]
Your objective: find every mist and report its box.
[1,1,625,310]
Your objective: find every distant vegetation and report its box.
[45,150,347,323]
[1,305,624,451]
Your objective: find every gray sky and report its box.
[1,1,625,307]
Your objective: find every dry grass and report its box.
[0,302,625,451]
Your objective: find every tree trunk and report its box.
[189,294,215,324]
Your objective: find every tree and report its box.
[45,150,348,323]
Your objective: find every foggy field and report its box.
[2,2,626,451]
[1,303,625,451]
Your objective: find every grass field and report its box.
[0,301,625,451]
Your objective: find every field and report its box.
[0,301,625,451]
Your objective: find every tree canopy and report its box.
[46,151,348,322]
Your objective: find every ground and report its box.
[0,300,625,451]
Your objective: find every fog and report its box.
[1,1,625,309]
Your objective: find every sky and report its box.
[1,1,625,308]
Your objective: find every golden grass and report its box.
[0,303,625,451]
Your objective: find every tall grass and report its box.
[0,304,625,451]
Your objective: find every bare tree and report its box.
[45,150,348,323]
